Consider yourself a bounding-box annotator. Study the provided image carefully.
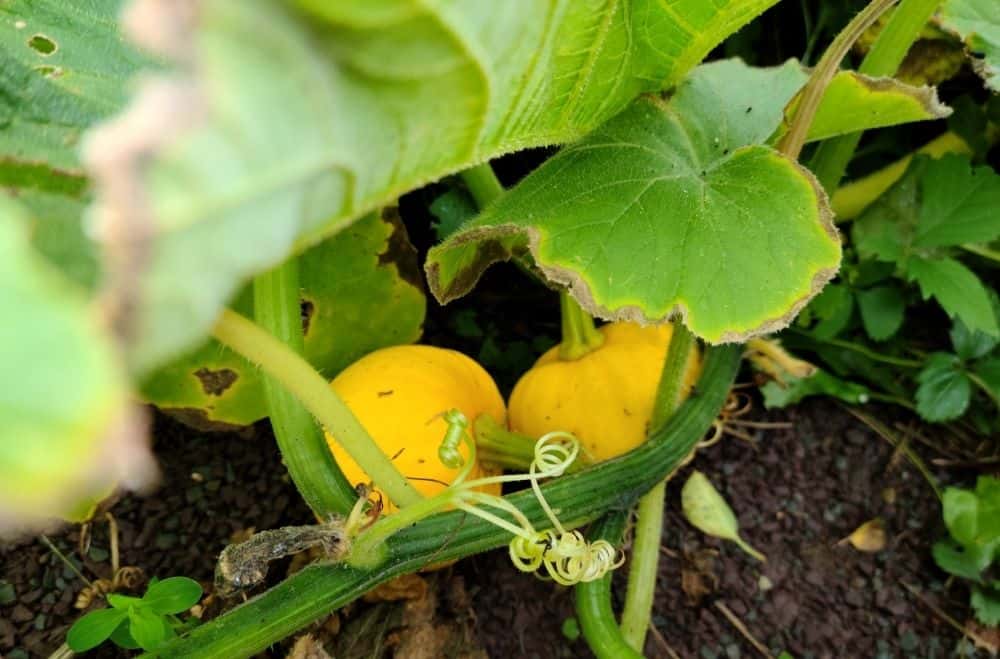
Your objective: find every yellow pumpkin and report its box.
[326,345,505,513]
[508,322,701,462]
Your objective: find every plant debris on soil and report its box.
[1,397,987,658]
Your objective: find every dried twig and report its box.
[900,582,995,650]
[647,622,682,659]
[714,601,772,659]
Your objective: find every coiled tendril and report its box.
[435,415,624,585]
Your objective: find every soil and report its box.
[1,398,988,659]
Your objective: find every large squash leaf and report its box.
[141,210,425,428]
[428,59,848,342]
[939,0,1000,92]
[83,0,782,373]
[0,197,153,532]
[0,0,151,289]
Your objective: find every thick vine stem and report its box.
[575,512,644,659]
[560,290,605,360]
[620,323,696,650]
[211,309,422,509]
[253,262,356,517]
[777,0,899,161]
[144,345,743,659]
[810,0,943,192]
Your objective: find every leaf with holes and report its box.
[428,59,842,342]
[84,0,783,373]
[939,0,1000,92]
[0,0,152,289]
[140,210,425,428]
[0,197,153,531]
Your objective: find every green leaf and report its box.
[430,188,478,242]
[0,0,152,289]
[140,210,425,427]
[856,285,905,341]
[974,357,1000,396]
[142,577,202,616]
[939,0,1000,92]
[66,607,129,652]
[0,197,152,529]
[109,620,140,650]
[761,369,871,408]
[933,538,992,580]
[971,584,1000,626]
[86,0,780,373]
[951,317,999,361]
[944,486,983,546]
[805,282,855,339]
[428,59,842,343]
[973,476,1000,542]
[907,256,999,336]
[913,156,1000,248]
[681,470,765,561]
[853,155,1000,268]
[784,71,951,143]
[916,352,972,422]
[128,606,173,651]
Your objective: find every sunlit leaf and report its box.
[681,470,765,561]
[0,197,153,531]
[85,0,781,372]
[429,59,843,342]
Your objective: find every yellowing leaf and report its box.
[681,471,765,562]
[845,518,887,552]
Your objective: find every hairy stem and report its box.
[575,512,644,659]
[212,309,422,509]
[560,290,604,360]
[810,0,944,192]
[778,0,899,161]
[459,163,505,208]
[620,323,696,650]
[253,263,356,517]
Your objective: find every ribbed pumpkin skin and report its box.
[326,345,505,512]
[508,322,701,462]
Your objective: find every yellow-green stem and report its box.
[211,309,422,509]
[810,0,944,192]
[474,414,590,473]
[778,0,899,160]
[560,291,604,360]
[620,323,696,650]
[460,163,505,208]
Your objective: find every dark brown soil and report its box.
[0,400,986,658]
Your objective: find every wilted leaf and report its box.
[681,471,765,561]
[916,352,972,422]
[429,59,843,343]
[845,518,887,552]
[86,0,782,373]
[939,0,1000,92]
[0,197,154,532]
[140,211,425,427]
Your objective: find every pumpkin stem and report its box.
[559,290,604,360]
[474,414,591,473]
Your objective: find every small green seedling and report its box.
[681,471,766,562]
[933,476,1000,626]
[67,576,203,653]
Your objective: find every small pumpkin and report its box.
[326,345,505,513]
[508,322,701,462]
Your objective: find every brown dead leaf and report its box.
[681,548,719,605]
[363,572,428,603]
[842,518,887,552]
[286,634,333,659]
[966,619,1000,655]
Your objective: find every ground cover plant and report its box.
[2,0,999,656]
